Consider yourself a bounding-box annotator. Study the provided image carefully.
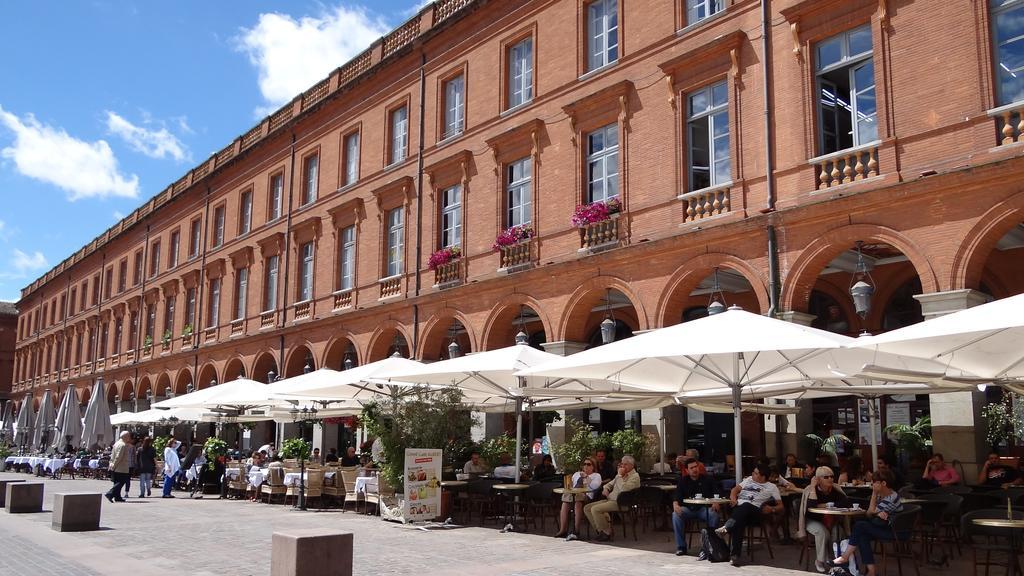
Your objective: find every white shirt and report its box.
[463,460,489,474]
[571,471,603,499]
[163,444,181,476]
[257,444,275,458]
[737,476,782,508]
[493,465,517,479]
[650,462,673,474]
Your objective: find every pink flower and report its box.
[492,225,535,251]
[428,246,461,270]
[570,198,619,228]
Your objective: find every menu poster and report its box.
[403,448,442,522]
[857,398,882,445]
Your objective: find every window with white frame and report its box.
[269,173,283,221]
[509,38,533,109]
[213,205,225,247]
[506,158,532,227]
[440,185,462,248]
[164,295,175,335]
[185,287,196,329]
[343,132,360,186]
[587,124,620,203]
[686,0,723,26]
[189,218,201,259]
[443,75,465,139]
[339,226,356,291]
[234,268,248,320]
[207,278,221,328]
[168,230,180,268]
[239,190,253,235]
[816,25,876,154]
[587,0,618,72]
[302,154,319,206]
[149,241,161,278]
[386,207,404,277]
[299,241,314,302]
[994,0,1024,106]
[113,317,122,355]
[687,80,731,191]
[390,106,408,165]
[146,303,156,340]
[263,255,278,312]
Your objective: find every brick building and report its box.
[0,302,16,408]
[11,0,1024,475]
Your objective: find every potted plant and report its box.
[478,434,521,469]
[181,324,193,339]
[804,432,851,466]
[886,416,931,473]
[162,329,172,346]
[154,435,172,455]
[427,246,461,271]
[611,428,647,462]
[492,224,535,251]
[552,416,597,473]
[203,437,229,471]
[281,437,312,462]
[570,198,621,228]
[143,334,153,352]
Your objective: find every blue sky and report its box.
[0,1,430,303]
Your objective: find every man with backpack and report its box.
[716,463,784,566]
[672,457,720,556]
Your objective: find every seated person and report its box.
[324,447,339,463]
[796,466,850,573]
[918,453,960,487]
[533,454,557,481]
[978,452,1021,488]
[492,454,517,479]
[584,455,641,542]
[257,443,275,459]
[716,463,784,567]
[463,451,489,475]
[832,469,904,576]
[783,453,803,478]
[684,449,707,476]
[651,452,676,474]
[671,457,720,555]
[838,456,864,485]
[340,446,360,467]
[874,456,903,490]
[594,449,616,482]
[311,448,321,464]
[766,465,799,541]
[555,457,603,538]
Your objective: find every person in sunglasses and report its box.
[555,457,602,538]
[797,466,850,572]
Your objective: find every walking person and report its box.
[162,438,181,498]
[104,431,132,503]
[122,433,137,499]
[137,436,156,497]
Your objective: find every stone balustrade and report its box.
[579,215,620,250]
[498,242,532,271]
[812,142,880,189]
[680,185,731,223]
[333,290,353,310]
[433,259,462,287]
[294,301,311,320]
[379,276,401,299]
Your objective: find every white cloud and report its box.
[0,105,139,201]
[236,5,389,114]
[113,210,125,221]
[105,111,190,162]
[9,248,47,276]
[402,0,433,18]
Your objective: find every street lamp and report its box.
[707,268,728,316]
[267,370,276,384]
[289,405,318,511]
[849,241,875,319]
[600,289,616,345]
[343,353,354,370]
[515,306,529,346]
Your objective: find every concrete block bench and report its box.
[5,482,43,513]
[0,479,25,507]
[271,529,352,576]
[52,493,102,532]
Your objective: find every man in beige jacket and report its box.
[105,431,133,503]
[584,454,641,541]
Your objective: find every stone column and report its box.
[914,289,991,481]
[765,311,818,463]
[538,342,588,462]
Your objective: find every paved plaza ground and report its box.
[0,472,969,576]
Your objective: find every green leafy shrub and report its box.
[281,438,311,461]
[203,437,229,471]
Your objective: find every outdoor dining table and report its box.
[441,480,469,521]
[493,483,530,532]
[807,506,866,539]
[681,497,732,533]
[553,487,593,541]
[972,518,1024,576]
[44,458,68,475]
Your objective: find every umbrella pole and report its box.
[514,397,523,484]
[732,382,743,485]
[868,398,879,471]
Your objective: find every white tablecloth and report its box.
[354,477,378,495]
[224,468,241,480]
[283,472,306,487]
[88,459,100,470]
[248,468,269,487]
[4,457,14,465]
[29,457,45,468]
[44,458,68,473]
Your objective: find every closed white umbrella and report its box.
[0,402,14,444]
[52,391,70,451]
[55,390,83,452]
[33,389,56,453]
[13,394,34,452]
[81,379,113,450]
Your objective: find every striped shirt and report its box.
[875,492,903,522]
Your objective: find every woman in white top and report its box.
[555,457,602,538]
[161,440,181,498]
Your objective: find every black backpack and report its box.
[698,528,730,563]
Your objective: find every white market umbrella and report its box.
[153,377,278,411]
[0,402,13,444]
[32,389,56,453]
[267,358,426,402]
[54,389,83,452]
[14,394,34,452]
[852,293,1024,388]
[378,344,570,482]
[518,307,968,483]
[81,379,113,450]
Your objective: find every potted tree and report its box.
[886,416,931,475]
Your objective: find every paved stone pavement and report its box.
[0,472,965,576]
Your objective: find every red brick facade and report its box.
[10,0,1024,448]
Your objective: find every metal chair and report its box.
[961,508,1024,576]
[607,489,641,541]
[523,481,561,532]
[877,503,922,576]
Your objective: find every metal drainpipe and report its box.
[136,226,151,357]
[194,189,212,387]
[761,0,781,320]
[279,132,298,374]
[412,51,427,357]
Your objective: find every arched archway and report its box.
[252,352,279,383]
[323,336,359,371]
[418,310,476,361]
[284,344,315,378]
[656,253,770,327]
[197,364,219,390]
[78,385,91,405]
[105,382,118,402]
[559,278,645,344]
[223,357,246,381]
[481,295,553,350]
[366,321,413,362]
[155,373,171,399]
[782,224,938,317]
[174,368,193,396]
[952,190,1024,294]
[135,376,151,401]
